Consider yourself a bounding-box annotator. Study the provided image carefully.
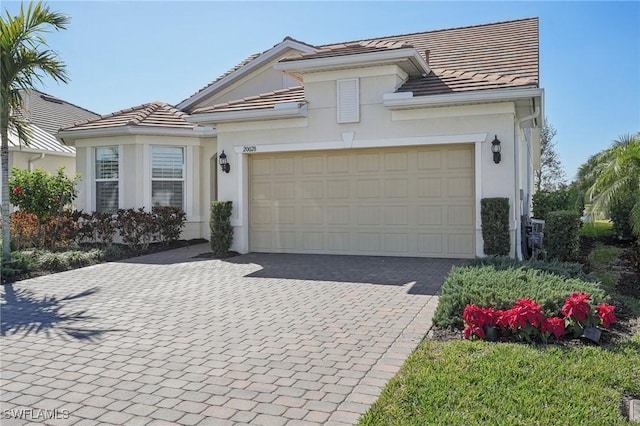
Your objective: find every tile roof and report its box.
[9,122,75,155]
[398,68,537,96]
[178,37,317,108]
[192,86,305,114]
[61,102,202,131]
[280,40,414,61]
[317,17,539,83]
[190,18,539,115]
[18,89,99,134]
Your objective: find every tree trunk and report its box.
[1,124,11,258]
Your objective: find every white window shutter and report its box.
[337,78,359,123]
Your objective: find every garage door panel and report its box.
[384,178,409,198]
[249,145,474,258]
[384,152,409,171]
[417,150,442,170]
[417,177,442,197]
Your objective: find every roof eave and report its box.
[188,104,308,124]
[56,125,216,145]
[383,87,543,110]
[177,39,316,111]
[273,48,430,77]
[8,145,76,157]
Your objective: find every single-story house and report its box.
[57,17,543,259]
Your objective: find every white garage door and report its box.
[249,145,475,258]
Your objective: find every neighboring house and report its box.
[9,89,99,175]
[57,18,543,259]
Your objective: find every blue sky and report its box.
[3,1,639,180]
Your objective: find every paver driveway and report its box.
[1,244,462,425]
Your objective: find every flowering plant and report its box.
[462,304,495,340]
[561,292,616,337]
[462,293,615,344]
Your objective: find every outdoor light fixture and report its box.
[219,150,230,173]
[491,135,502,164]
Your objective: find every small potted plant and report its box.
[561,292,616,344]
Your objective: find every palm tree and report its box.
[587,133,640,237]
[1,1,69,258]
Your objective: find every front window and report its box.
[151,146,184,209]
[95,146,119,213]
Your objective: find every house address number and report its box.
[243,146,257,152]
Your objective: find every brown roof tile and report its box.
[192,86,306,114]
[193,18,539,114]
[60,102,200,131]
[317,17,539,83]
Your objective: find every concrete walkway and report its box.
[1,245,462,425]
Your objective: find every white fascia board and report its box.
[56,126,216,145]
[9,146,76,157]
[177,40,316,110]
[273,48,430,76]
[383,87,543,110]
[187,104,307,125]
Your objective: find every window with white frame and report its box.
[95,146,119,213]
[151,146,184,209]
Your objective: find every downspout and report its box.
[28,153,45,171]
[514,106,540,259]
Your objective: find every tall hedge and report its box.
[480,198,510,256]
[545,210,581,261]
[210,201,233,255]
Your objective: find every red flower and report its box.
[513,298,545,328]
[542,317,565,339]
[561,292,592,323]
[463,325,485,340]
[13,186,21,195]
[463,304,495,327]
[596,303,616,328]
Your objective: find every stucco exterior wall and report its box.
[9,151,75,176]
[73,134,215,241]
[211,65,524,257]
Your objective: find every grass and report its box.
[588,243,640,318]
[582,220,615,238]
[358,337,640,426]
[359,237,640,425]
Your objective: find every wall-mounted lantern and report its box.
[491,135,502,164]
[219,150,230,173]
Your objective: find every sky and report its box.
[3,1,639,181]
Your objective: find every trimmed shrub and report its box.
[153,206,187,244]
[210,201,233,256]
[609,190,637,240]
[468,256,597,282]
[432,266,605,328]
[0,251,39,282]
[545,210,581,261]
[480,198,510,256]
[533,190,568,221]
[116,208,159,250]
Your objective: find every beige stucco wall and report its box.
[73,134,216,241]
[191,48,303,110]
[210,64,530,257]
[9,151,75,176]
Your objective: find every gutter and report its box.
[56,125,216,146]
[28,153,45,171]
[514,106,541,260]
[383,87,543,110]
[188,103,307,124]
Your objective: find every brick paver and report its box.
[1,244,460,424]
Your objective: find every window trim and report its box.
[93,145,121,213]
[150,145,186,210]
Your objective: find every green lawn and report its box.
[358,337,640,426]
[359,238,640,425]
[581,220,615,237]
